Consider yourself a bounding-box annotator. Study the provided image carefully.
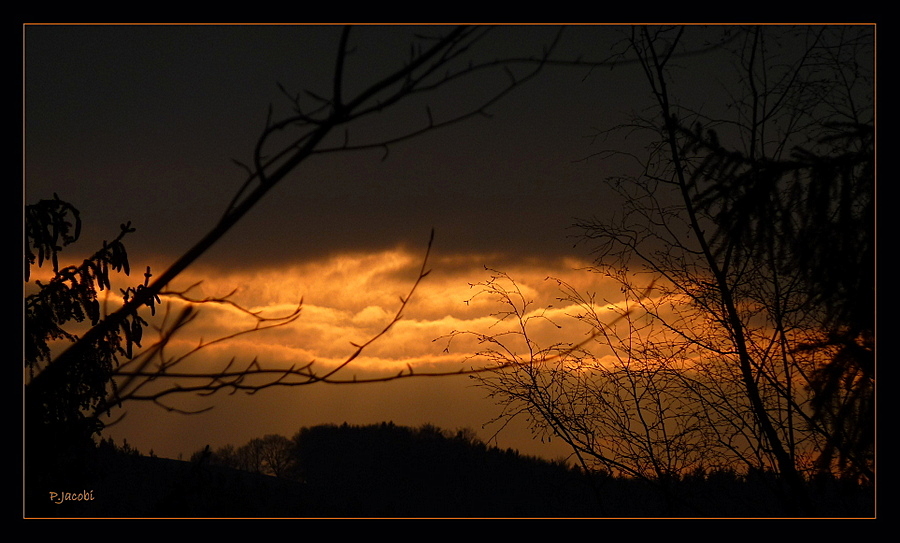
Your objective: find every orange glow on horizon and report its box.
[129,248,624,380]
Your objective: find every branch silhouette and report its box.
[28,26,562,412]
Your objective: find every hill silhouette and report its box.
[25,422,874,518]
[26,422,599,517]
[287,422,598,517]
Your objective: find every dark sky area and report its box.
[25,24,702,271]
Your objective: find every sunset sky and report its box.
[24,24,821,461]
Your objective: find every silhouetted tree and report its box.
[218,434,297,478]
[609,25,875,487]
[25,195,157,489]
[454,25,873,516]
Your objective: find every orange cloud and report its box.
[145,248,628,380]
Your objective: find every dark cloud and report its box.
[23,24,718,274]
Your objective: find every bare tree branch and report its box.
[30,26,562,407]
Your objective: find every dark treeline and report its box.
[28,422,873,517]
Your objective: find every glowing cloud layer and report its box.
[151,248,628,381]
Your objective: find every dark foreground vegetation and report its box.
[25,422,874,518]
